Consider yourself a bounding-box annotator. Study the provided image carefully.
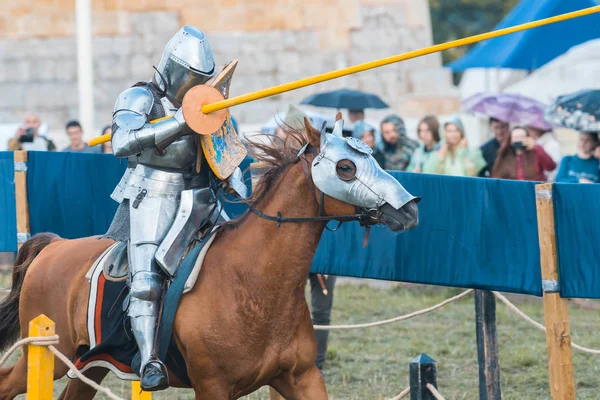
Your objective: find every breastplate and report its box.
[135,82,199,172]
[137,134,198,171]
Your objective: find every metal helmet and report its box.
[154,26,216,102]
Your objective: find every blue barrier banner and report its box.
[311,172,543,296]
[27,152,126,239]
[22,153,546,296]
[554,183,600,299]
[27,152,253,238]
[0,152,17,252]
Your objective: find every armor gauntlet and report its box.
[111,87,187,158]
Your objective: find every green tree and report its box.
[430,0,520,65]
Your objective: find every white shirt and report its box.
[21,136,49,151]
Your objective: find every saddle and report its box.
[75,229,219,384]
[87,228,218,294]
[102,241,128,281]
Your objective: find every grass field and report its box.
[2,278,600,400]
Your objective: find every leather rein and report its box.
[237,143,381,233]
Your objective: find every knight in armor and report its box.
[105,26,238,391]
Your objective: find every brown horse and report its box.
[0,119,418,399]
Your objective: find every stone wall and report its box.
[0,0,457,142]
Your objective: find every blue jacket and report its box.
[555,155,600,183]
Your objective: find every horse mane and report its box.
[219,126,308,232]
[245,126,308,205]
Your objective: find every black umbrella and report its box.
[545,89,600,131]
[300,89,389,110]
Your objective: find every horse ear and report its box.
[304,117,321,149]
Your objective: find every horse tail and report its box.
[0,232,60,352]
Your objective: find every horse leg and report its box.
[271,366,327,400]
[57,367,109,400]
[0,355,27,400]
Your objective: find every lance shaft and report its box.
[89,5,600,147]
[202,5,600,114]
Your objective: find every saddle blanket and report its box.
[69,232,218,383]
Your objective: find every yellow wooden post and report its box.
[131,380,152,400]
[27,314,55,400]
[535,184,575,400]
[14,151,30,249]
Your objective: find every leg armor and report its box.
[125,166,184,390]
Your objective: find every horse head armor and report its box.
[310,118,420,231]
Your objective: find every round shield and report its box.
[182,85,228,135]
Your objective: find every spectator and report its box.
[348,109,364,123]
[479,117,510,177]
[491,126,556,181]
[62,120,99,153]
[309,273,336,377]
[352,121,385,167]
[100,126,113,154]
[555,132,599,183]
[527,126,562,181]
[7,113,56,151]
[408,115,441,173]
[423,115,485,177]
[380,115,419,171]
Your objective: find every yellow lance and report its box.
[89,5,600,144]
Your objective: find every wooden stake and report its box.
[535,183,575,400]
[14,151,30,249]
[409,353,437,400]
[474,290,501,400]
[27,314,55,400]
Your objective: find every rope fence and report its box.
[0,334,125,400]
[388,386,410,400]
[426,383,446,400]
[313,288,600,357]
[2,289,599,399]
[493,291,600,355]
[313,289,474,330]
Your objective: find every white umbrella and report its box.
[261,110,335,135]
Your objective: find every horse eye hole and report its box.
[336,159,356,181]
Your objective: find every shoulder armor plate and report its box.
[113,86,154,116]
[113,86,154,131]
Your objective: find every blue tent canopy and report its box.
[448,0,600,71]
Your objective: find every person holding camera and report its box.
[7,114,56,151]
[491,126,556,181]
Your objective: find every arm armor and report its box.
[111,87,185,158]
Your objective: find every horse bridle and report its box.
[239,143,382,231]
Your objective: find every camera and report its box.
[19,128,35,143]
[512,141,524,150]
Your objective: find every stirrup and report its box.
[140,358,169,392]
